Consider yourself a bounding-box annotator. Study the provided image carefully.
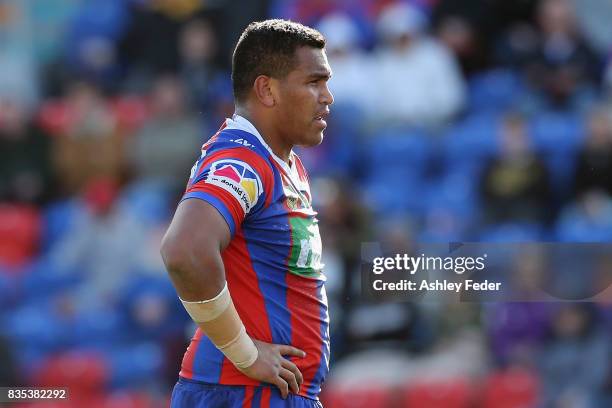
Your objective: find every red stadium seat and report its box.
[32,351,109,401]
[481,367,540,408]
[97,391,155,408]
[321,383,394,408]
[402,379,473,408]
[0,204,41,269]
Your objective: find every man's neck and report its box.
[234,106,292,164]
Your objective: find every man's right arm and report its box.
[160,198,305,398]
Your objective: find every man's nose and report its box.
[322,85,334,106]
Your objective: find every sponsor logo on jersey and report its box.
[281,174,310,210]
[229,138,254,148]
[205,160,262,213]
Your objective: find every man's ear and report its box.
[253,75,276,108]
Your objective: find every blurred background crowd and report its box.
[1,0,612,407]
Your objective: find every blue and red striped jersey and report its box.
[179,115,330,400]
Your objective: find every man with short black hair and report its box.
[161,19,333,407]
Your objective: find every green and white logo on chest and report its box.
[281,172,323,278]
[288,215,323,278]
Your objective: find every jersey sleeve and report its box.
[182,147,273,236]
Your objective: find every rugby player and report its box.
[161,19,333,407]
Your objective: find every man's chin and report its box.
[300,132,324,148]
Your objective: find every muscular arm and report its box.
[160,198,305,398]
[160,199,230,301]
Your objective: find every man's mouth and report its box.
[314,110,330,127]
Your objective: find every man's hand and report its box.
[238,340,306,399]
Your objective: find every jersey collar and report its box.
[226,114,294,174]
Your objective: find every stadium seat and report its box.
[529,112,585,197]
[7,301,66,352]
[556,207,612,242]
[468,69,524,113]
[481,368,540,408]
[97,391,155,408]
[0,204,42,268]
[529,112,584,155]
[321,383,394,408]
[442,113,500,178]
[41,199,81,253]
[426,172,479,220]
[32,351,109,401]
[107,342,164,388]
[117,181,172,225]
[478,223,545,242]
[363,128,432,214]
[20,256,82,301]
[0,271,16,308]
[402,379,473,408]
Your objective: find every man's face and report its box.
[274,46,334,148]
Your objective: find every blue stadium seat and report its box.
[107,342,164,388]
[362,127,433,214]
[556,210,612,242]
[427,172,479,219]
[478,222,545,242]
[72,307,122,349]
[7,301,67,352]
[530,111,585,155]
[117,181,172,225]
[67,0,128,41]
[41,199,81,253]
[468,69,524,113]
[0,271,16,308]
[529,111,585,197]
[442,113,500,178]
[20,257,82,301]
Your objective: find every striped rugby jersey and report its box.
[179,114,330,400]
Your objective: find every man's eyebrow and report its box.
[307,71,332,80]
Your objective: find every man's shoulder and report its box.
[206,127,270,156]
[197,129,276,193]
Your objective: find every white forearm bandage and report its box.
[180,283,231,323]
[180,283,258,369]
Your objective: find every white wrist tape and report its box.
[218,325,259,369]
[180,283,231,323]
[179,282,258,369]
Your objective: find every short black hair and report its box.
[232,19,326,102]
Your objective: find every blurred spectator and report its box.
[557,190,612,242]
[272,0,363,27]
[539,304,611,408]
[479,113,552,225]
[49,178,154,309]
[49,81,126,196]
[62,0,129,92]
[0,335,19,385]
[0,99,53,204]
[120,276,185,344]
[315,178,372,357]
[119,3,181,88]
[178,19,226,113]
[573,106,612,197]
[432,0,492,76]
[0,1,41,108]
[126,75,203,193]
[571,0,612,55]
[605,54,612,99]
[317,13,375,115]
[525,0,601,110]
[485,251,554,366]
[372,2,466,128]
